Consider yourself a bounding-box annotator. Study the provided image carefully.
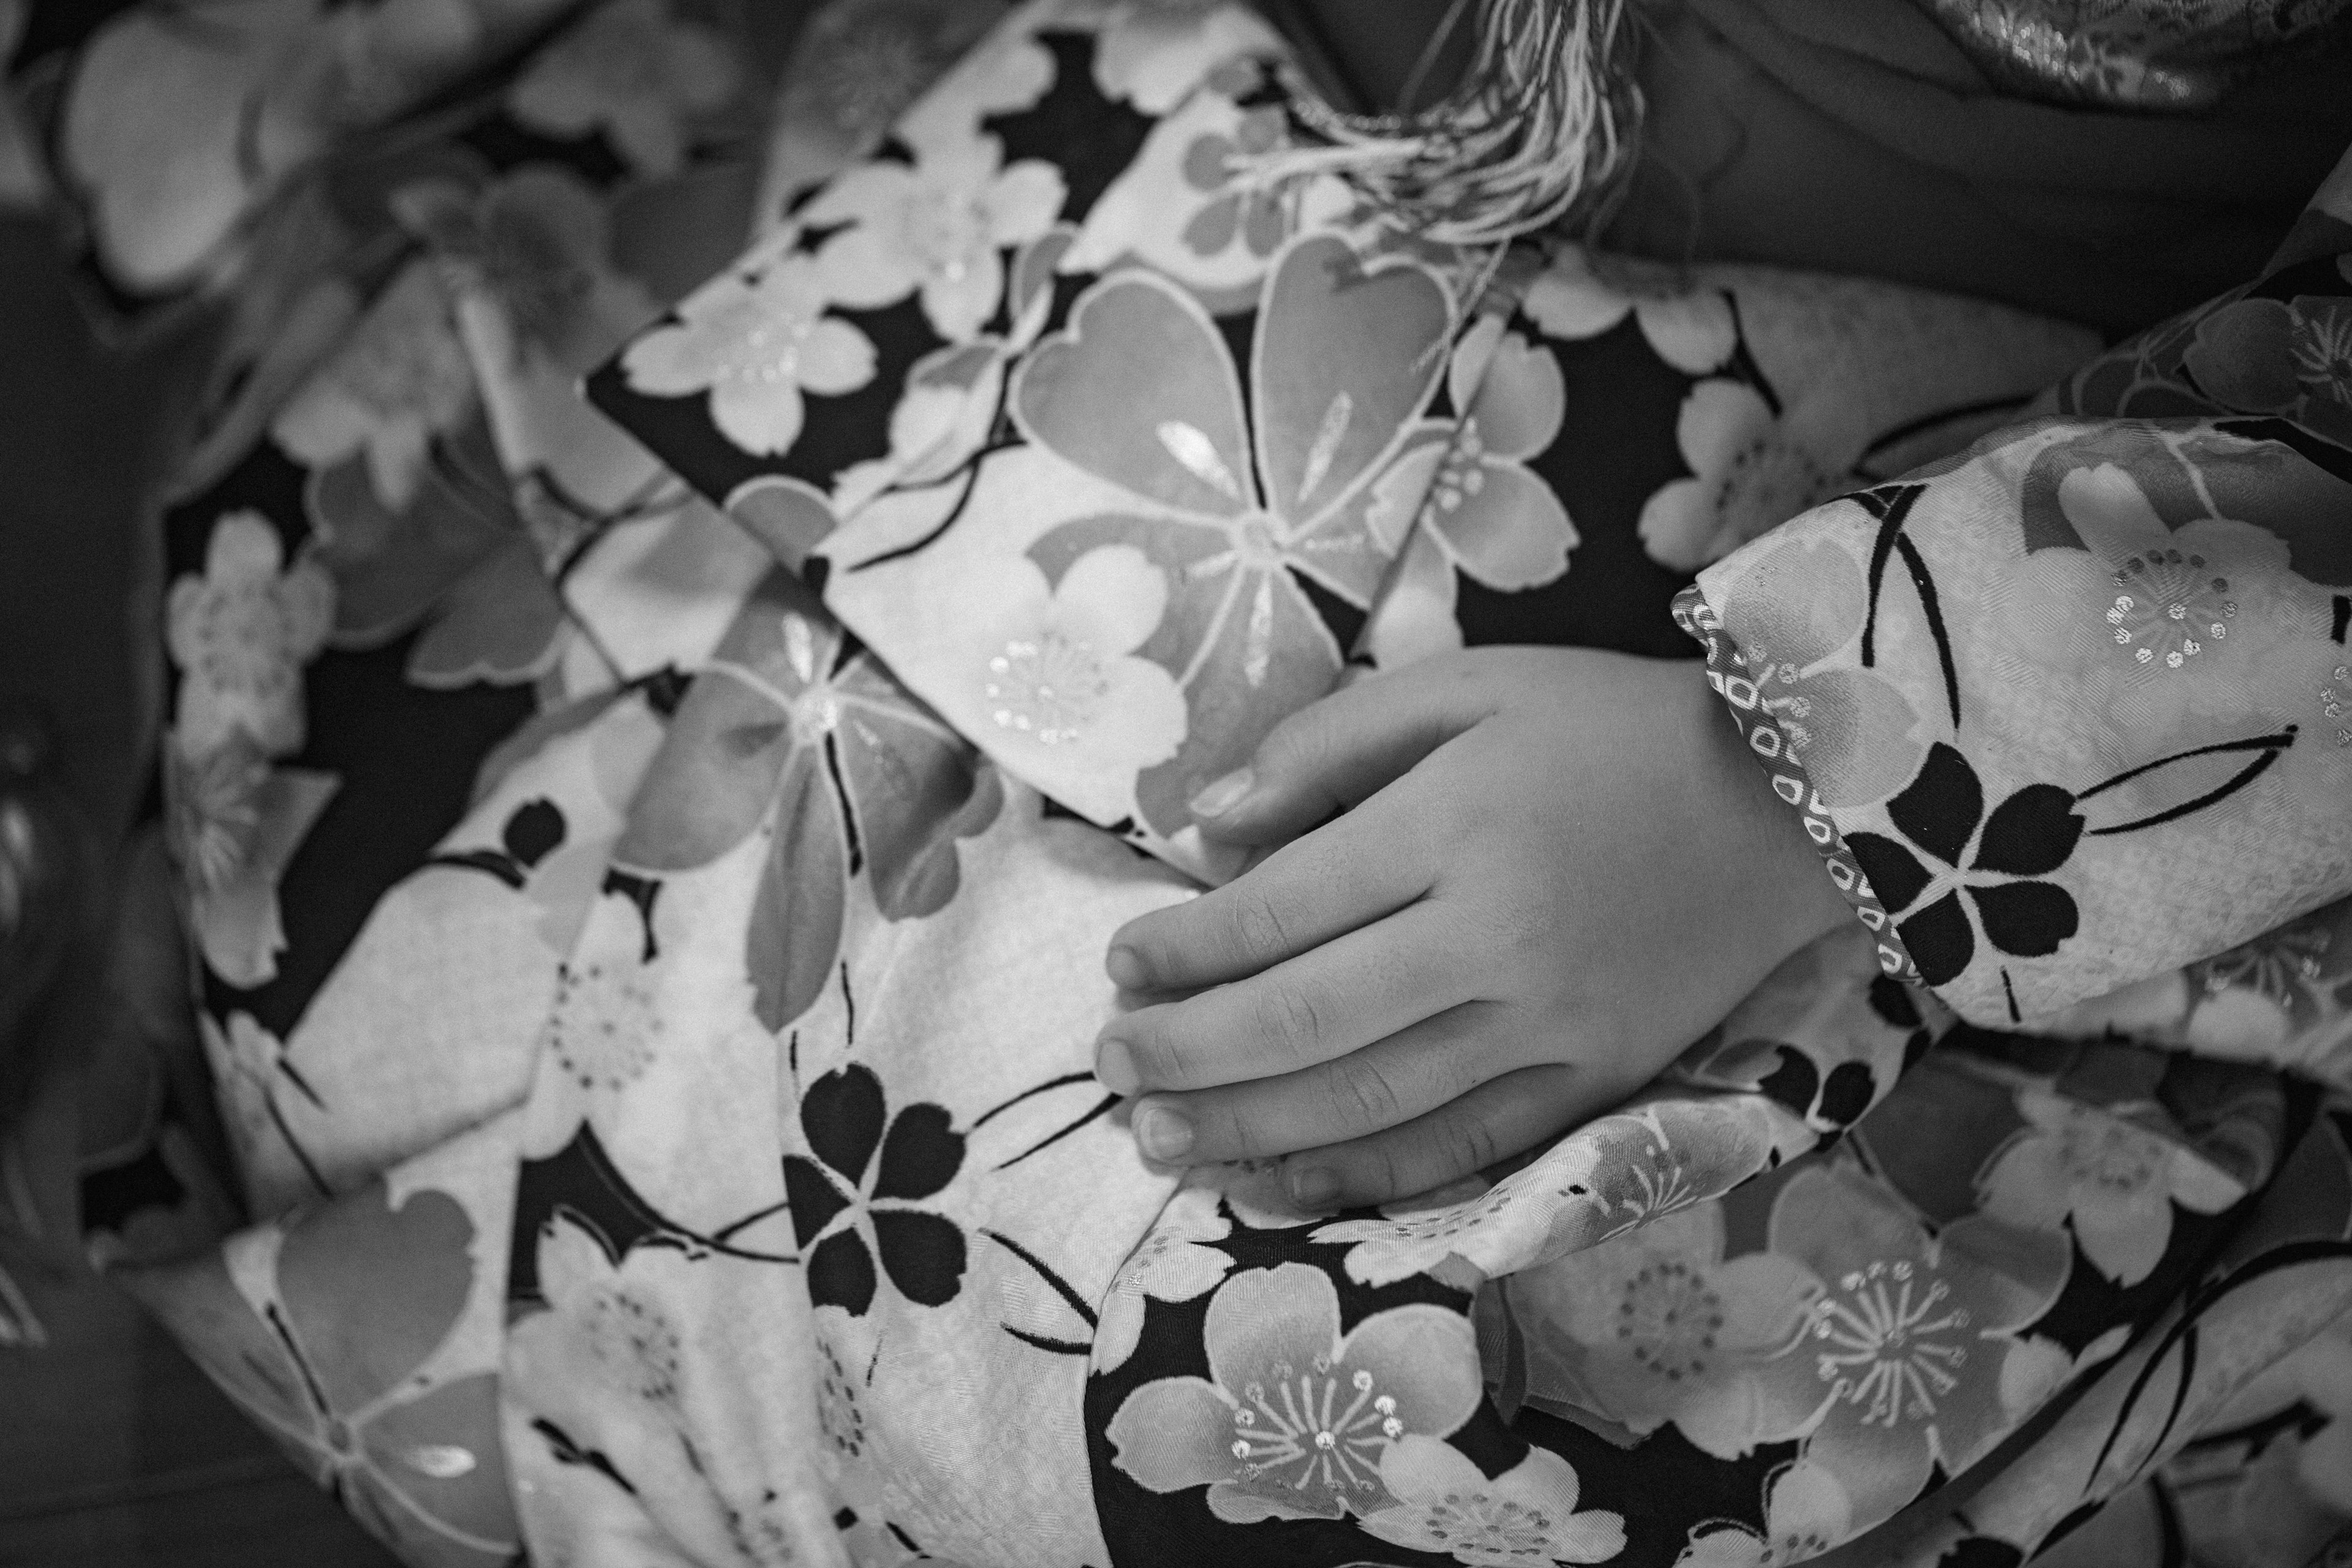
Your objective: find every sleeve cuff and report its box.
[1673,584,1925,987]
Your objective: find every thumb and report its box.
[1191,655,1495,846]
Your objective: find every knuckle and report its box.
[1438,1104,1502,1177]
[1324,1054,1402,1131]
[1226,891,1295,962]
[1253,982,1327,1065]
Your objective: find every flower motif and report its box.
[1061,62,1351,309]
[1975,1085,2240,1286]
[173,760,339,990]
[2183,295,2352,420]
[1639,379,1850,573]
[400,166,660,376]
[1715,537,1924,809]
[1365,317,1577,667]
[1093,1185,1234,1374]
[622,255,878,456]
[198,1011,316,1176]
[1845,744,2084,988]
[967,545,1189,819]
[809,131,1066,342]
[1105,1261,1483,1523]
[122,1180,516,1564]
[167,731,270,894]
[780,1064,968,1315]
[1012,233,1454,836]
[1742,1165,2071,1531]
[1512,1205,1822,1458]
[539,952,662,1093]
[272,262,477,511]
[1090,0,1283,113]
[612,571,998,1029]
[167,511,335,760]
[508,0,740,176]
[1178,102,1290,262]
[1521,245,1736,376]
[1357,1436,1626,1566]
[1985,449,2316,746]
[1673,1461,1853,1568]
[514,1212,690,1415]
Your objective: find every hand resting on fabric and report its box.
[1094,647,1853,1210]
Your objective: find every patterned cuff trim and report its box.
[1672,585,1924,984]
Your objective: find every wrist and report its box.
[1684,662,1853,962]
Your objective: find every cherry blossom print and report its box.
[273,262,478,511]
[1093,1185,1234,1374]
[1365,317,1577,666]
[1640,379,1850,573]
[964,545,1189,821]
[1012,233,1453,837]
[398,165,660,377]
[175,761,339,990]
[621,256,878,457]
[2182,294,2352,444]
[1672,1461,1853,1568]
[510,1212,690,1417]
[1716,537,1924,809]
[1359,1436,1626,1566]
[1106,1262,1483,1523]
[1510,1205,1822,1460]
[1844,745,2085,989]
[122,1180,518,1567]
[1743,1166,2070,1531]
[1986,443,2328,748]
[780,1065,968,1314]
[1065,65,1351,308]
[1087,0,1286,113]
[1521,245,1736,375]
[167,511,335,760]
[613,571,998,1029]
[1975,1086,2241,1286]
[508,0,740,177]
[809,130,1066,341]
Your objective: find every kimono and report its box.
[9,0,2350,1564]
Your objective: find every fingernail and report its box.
[1133,1102,1193,1161]
[1188,767,1254,819]
[1289,1166,1339,1208]
[1095,1036,1140,1096]
[1104,943,1148,992]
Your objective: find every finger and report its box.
[1278,1062,1630,1211]
[1105,788,1433,995]
[1187,654,1499,846]
[1098,900,1475,1096]
[1128,1001,1505,1164]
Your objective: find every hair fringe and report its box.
[1273,0,1645,247]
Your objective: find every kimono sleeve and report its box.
[1675,141,2352,1033]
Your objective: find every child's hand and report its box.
[1095,646,1852,1210]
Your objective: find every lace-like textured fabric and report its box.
[1918,0,2352,107]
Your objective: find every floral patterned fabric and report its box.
[37,3,2352,1568]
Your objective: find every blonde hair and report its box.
[1281,0,1645,246]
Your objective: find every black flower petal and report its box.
[873,1103,963,1202]
[1971,784,2082,877]
[872,1210,967,1308]
[782,1153,850,1250]
[1885,743,1982,868]
[1817,1061,1876,1128]
[503,798,567,869]
[1866,974,1922,1029]
[1968,880,2079,959]
[1897,889,1977,986]
[1847,831,1933,914]
[808,1229,877,1314]
[1751,1044,1819,1120]
[802,1065,887,1185]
